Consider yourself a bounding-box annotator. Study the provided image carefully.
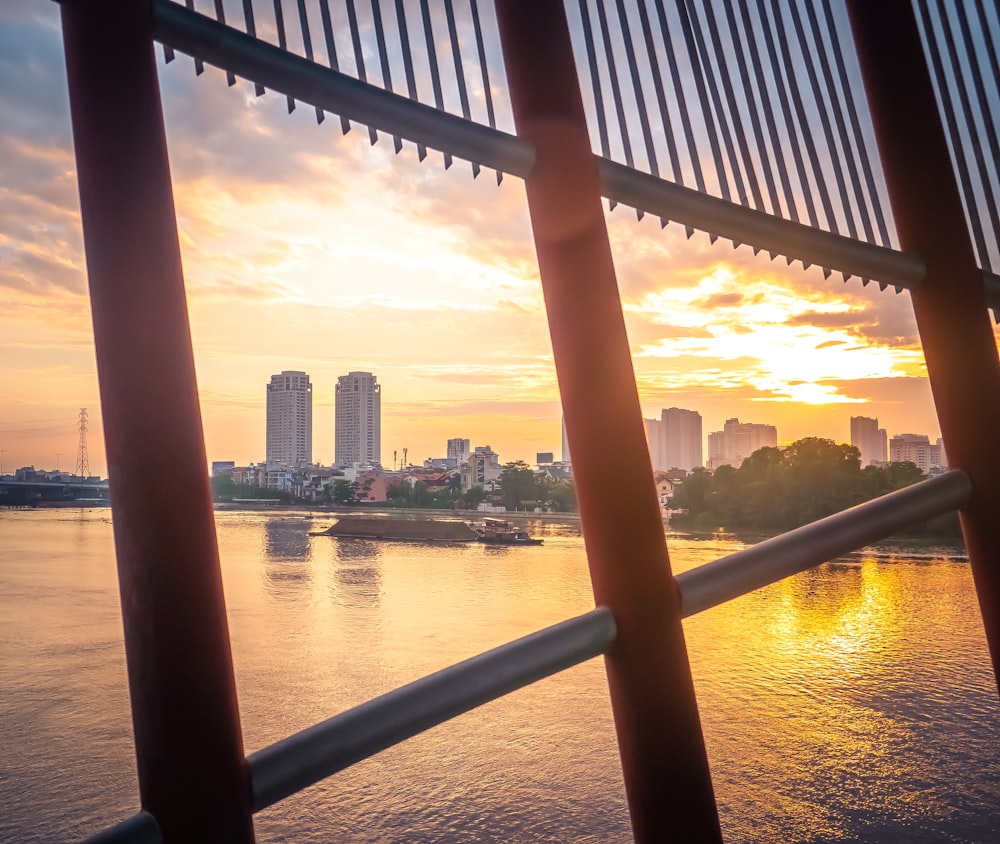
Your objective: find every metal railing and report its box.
[83,470,970,843]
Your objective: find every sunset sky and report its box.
[3,0,992,478]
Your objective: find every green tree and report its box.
[499,460,539,510]
[462,485,486,510]
[547,479,576,512]
[328,478,357,505]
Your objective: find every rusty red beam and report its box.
[493,3,721,841]
[846,0,1000,694]
[60,1,254,840]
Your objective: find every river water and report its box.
[1,508,999,843]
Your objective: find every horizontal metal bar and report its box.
[152,0,535,177]
[248,607,616,812]
[599,158,926,288]
[676,469,971,617]
[81,812,162,844]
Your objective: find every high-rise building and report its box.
[706,418,777,470]
[561,415,571,465]
[447,438,471,465]
[463,445,501,491]
[889,433,946,473]
[266,370,312,467]
[850,416,888,467]
[646,407,702,471]
[335,371,381,467]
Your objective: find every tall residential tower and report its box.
[850,416,888,467]
[335,371,381,466]
[265,370,312,466]
[645,407,703,472]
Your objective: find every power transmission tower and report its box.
[75,408,90,478]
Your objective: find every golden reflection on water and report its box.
[3,511,999,843]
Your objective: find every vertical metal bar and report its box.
[699,0,765,211]
[612,0,657,177]
[577,0,615,207]
[635,0,682,187]
[185,0,205,75]
[767,0,839,234]
[213,0,238,85]
[318,0,351,133]
[845,0,1000,698]
[673,0,732,203]
[784,0,858,240]
[751,0,820,230]
[469,0,500,181]
[295,0,326,123]
[932,0,1000,264]
[59,2,254,841]
[800,0,873,242]
[393,0,426,160]
[241,0,266,95]
[594,0,636,171]
[955,1,1000,266]
[652,0,706,236]
[272,0,296,112]
[493,3,722,842]
[418,0,452,167]
[718,0,781,218]
[443,0,477,176]
[369,0,403,152]
[344,0,378,143]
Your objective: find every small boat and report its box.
[477,518,543,545]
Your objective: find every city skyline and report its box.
[0,1,982,477]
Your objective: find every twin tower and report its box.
[265,371,381,468]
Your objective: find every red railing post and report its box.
[493,3,721,841]
[846,1,1000,692]
[60,1,254,840]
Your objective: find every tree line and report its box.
[670,437,960,537]
[210,461,577,512]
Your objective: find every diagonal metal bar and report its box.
[295,0,325,123]
[318,0,351,132]
[719,0,781,218]
[594,0,636,172]
[212,0,237,85]
[249,608,617,811]
[577,0,614,206]
[635,0,681,190]
[469,0,500,182]
[934,0,1000,269]
[916,1,989,269]
[652,0,705,209]
[393,0,426,160]
[700,0,764,210]
[444,0,477,176]
[819,1,891,246]
[674,0,731,203]
[676,470,971,617]
[613,0,658,185]
[345,0,377,143]
[81,812,162,844]
[419,0,451,167]
[272,0,295,112]
[786,0,859,240]
[241,0,265,95]
[369,0,402,151]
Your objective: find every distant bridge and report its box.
[0,479,110,507]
